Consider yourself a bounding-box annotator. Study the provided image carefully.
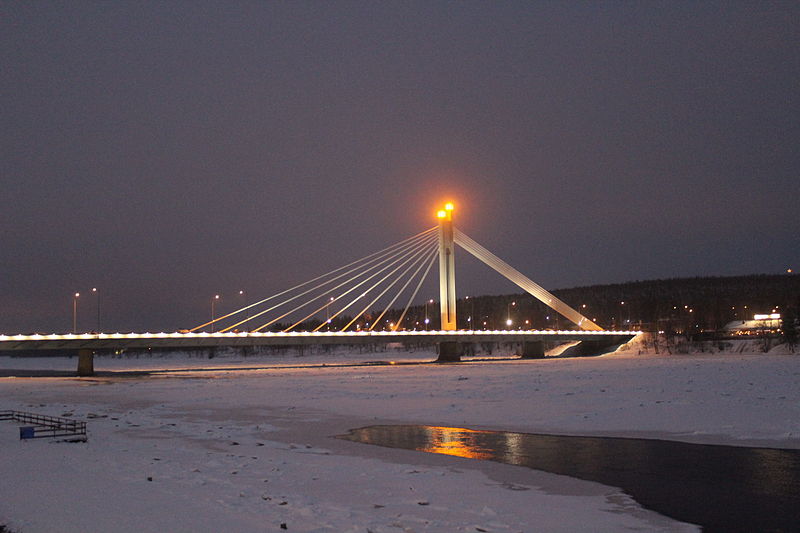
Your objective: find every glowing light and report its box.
[422,427,493,460]
[444,202,454,211]
[436,210,447,219]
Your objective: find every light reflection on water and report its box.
[419,426,495,460]
[339,425,800,533]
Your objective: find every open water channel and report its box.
[339,425,800,532]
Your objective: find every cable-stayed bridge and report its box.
[1,203,638,374]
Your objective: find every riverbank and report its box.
[1,349,798,531]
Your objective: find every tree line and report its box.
[394,273,800,334]
[264,273,799,338]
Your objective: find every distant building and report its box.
[722,313,781,336]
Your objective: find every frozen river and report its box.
[341,424,800,532]
[1,346,799,532]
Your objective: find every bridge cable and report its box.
[191,226,436,332]
[369,245,439,331]
[213,227,436,332]
[391,250,439,332]
[246,232,436,333]
[284,236,437,332]
[453,228,602,331]
[249,232,438,332]
[212,228,436,333]
[337,238,438,332]
[299,234,437,332]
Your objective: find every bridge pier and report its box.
[520,340,545,359]
[436,341,462,362]
[77,349,94,376]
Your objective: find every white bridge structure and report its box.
[1,203,637,375]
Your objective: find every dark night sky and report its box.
[1,1,798,333]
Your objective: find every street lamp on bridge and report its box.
[424,298,434,330]
[238,290,248,331]
[91,287,100,332]
[211,294,220,332]
[72,292,80,334]
[326,296,335,330]
[506,301,515,328]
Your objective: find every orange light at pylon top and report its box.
[436,202,454,220]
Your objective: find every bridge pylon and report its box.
[436,203,461,362]
[437,203,457,331]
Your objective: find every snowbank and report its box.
[1,348,798,532]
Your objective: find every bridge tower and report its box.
[437,203,457,330]
[436,203,461,361]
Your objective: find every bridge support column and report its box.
[77,349,94,376]
[436,341,462,362]
[520,340,545,359]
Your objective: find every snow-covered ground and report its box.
[1,342,798,532]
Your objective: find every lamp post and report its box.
[72,292,80,334]
[211,294,220,332]
[238,290,247,331]
[326,296,334,330]
[620,301,626,328]
[424,298,433,330]
[506,301,515,329]
[91,287,100,332]
[580,304,587,331]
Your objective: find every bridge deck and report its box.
[0,330,638,352]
